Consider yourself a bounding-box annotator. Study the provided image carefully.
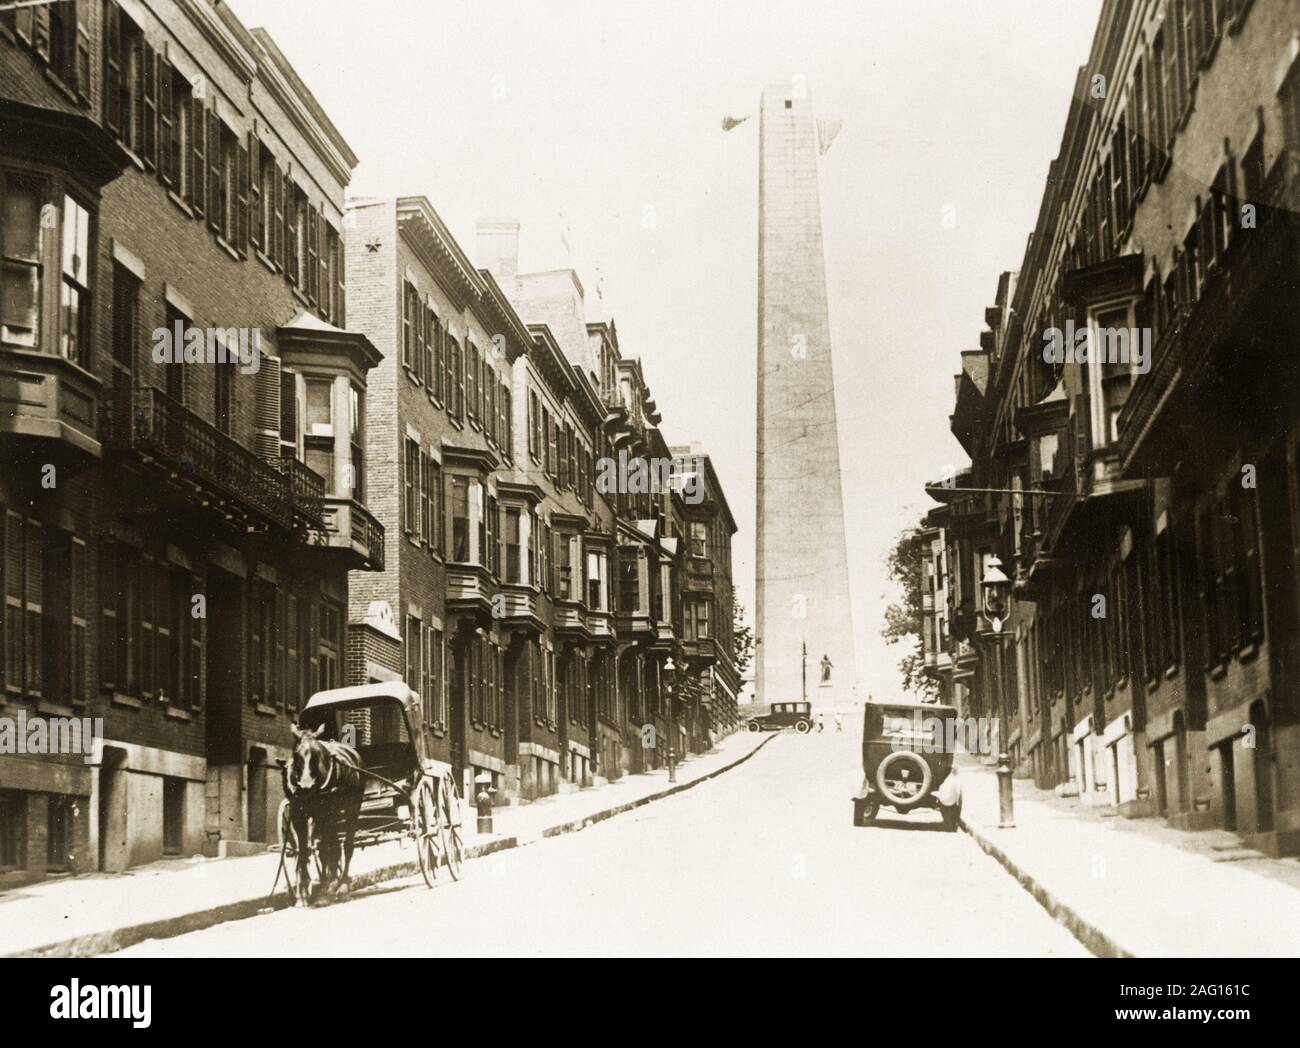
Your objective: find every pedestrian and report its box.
[817,713,825,733]
[834,712,843,733]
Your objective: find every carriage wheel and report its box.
[278,799,309,904]
[415,780,440,889]
[440,776,464,881]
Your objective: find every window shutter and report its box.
[207,110,222,234]
[306,203,319,303]
[248,134,261,252]
[308,602,320,696]
[272,164,285,269]
[248,582,262,705]
[70,538,87,705]
[273,590,286,707]
[104,1,122,137]
[335,231,346,327]
[75,3,91,99]
[318,213,329,311]
[236,139,250,255]
[98,540,117,692]
[158,54,174,186]
[1,512,19,694]
[285,178,298,282]
[285,594,299,713]
[32,3,50,60]
[254,354,282,461]
[190,95,206,215]
[142,41,157,167]
[139,557,155,699]
[23,519,42,699]
[188,572,203,709]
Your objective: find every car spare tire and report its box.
[875,750,933,808]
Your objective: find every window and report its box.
[1,173,44,349]
[160,303,186,404]
[501,384,513,463]
[0,791,24,870]
[504,507,521,583]
[586,549,607,610]
[431,311,444,401]
[485,494,498,577]
[470,345,486,426]
[427,626,446,727]
[111,262,140,384]
[96,544,197,707]
[58,196,91,366]
[528,390,541,460]
[685,598,711,641]
[214,347,234,435]
[404,438,420,538]
[319,602,341,691]
[2,511,42,699]
[451,476,470,562]
[304,377,334,487]
[619,549,640,613]
[40,530,87,706]
[406,614,422,700]
[689,521,708,558]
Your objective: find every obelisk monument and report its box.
[755,80,856,708]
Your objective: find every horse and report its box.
[284,723,365,906]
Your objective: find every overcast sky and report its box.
[229,0,1104,700]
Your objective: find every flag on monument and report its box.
[721,115,750,131]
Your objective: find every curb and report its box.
[959,815,1133,959]
[13,733,777,958]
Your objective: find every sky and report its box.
[228,0,1105,701]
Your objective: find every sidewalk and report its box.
[0,731,773,958]
[958,756,1300,957]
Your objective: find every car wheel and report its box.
[748,721,760,733]
[875,750,933,808]
[794,719,810,734]
[853,799,878,827]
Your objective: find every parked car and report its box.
[746,701,813,733]
[852,700,962,830]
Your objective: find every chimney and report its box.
[476,218,520,283]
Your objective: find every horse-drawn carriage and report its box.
[276,682,465,905]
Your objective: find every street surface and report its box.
[117,729,1089,957]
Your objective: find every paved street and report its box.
[117,729,1088,957]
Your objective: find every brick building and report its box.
[928,0,1300,855]
[0,0,382,886]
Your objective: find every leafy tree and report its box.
[730,587,754,679]
[882,517,939,699]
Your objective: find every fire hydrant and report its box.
[475,773,495,835]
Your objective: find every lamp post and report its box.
[980,555,1015,829]
[664,656,678,783]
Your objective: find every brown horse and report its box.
[284,723,364,905]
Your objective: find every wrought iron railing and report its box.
[106,386,291,528]
[276,455,326,526]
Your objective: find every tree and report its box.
[730,587,754,679]
[881,517,939,699]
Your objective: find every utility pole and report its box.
[801,641,807,704]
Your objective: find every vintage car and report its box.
[746,700,814,733]
[852,700,962,830]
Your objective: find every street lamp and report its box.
[980,555,1011,631]
[664,656,678,783]
[980,555,1015,829]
